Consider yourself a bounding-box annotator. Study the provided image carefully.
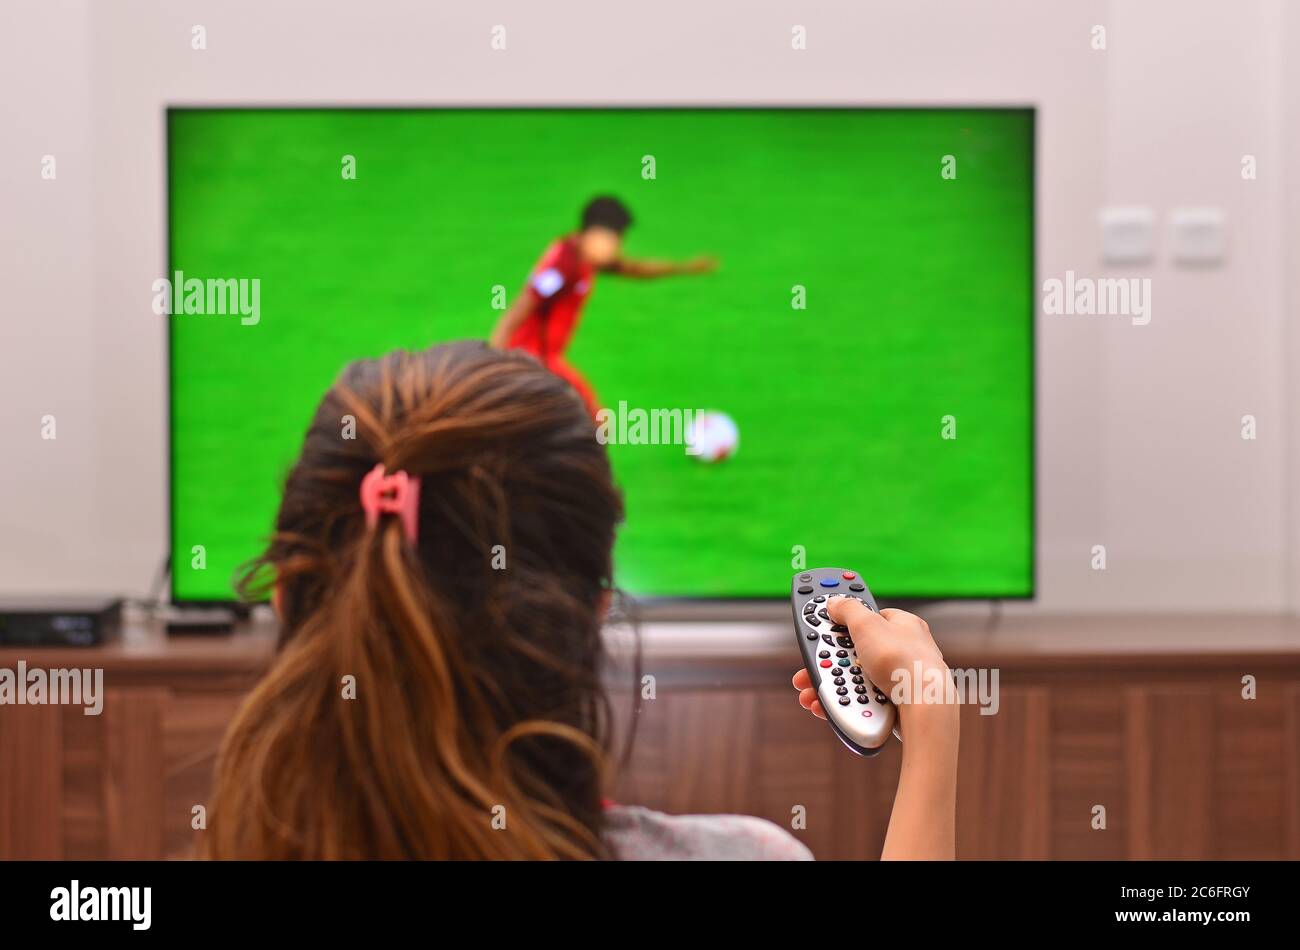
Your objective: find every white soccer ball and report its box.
[686,410,739,463]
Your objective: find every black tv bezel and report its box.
[165,104,1036,611]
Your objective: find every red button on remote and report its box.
[842,571,857,580]
[861,709,873,718]
[819,659,833,668]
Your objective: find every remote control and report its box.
[792,568,898,756]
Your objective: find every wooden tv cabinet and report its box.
[2,612,1297,860]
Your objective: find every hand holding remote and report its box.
[823,597,947,704]
[792,592,948,735]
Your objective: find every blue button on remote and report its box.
[819,578,840,587]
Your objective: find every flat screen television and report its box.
[168,107,1034,603]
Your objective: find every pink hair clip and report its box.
[359,463,422,544]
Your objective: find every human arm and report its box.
[613,254,718,278]
[791,600,959,860]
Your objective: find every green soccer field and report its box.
[169,108,1033,601]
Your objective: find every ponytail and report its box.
[203,344,622,860]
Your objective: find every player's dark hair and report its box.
[580,196,633,234]
[206,341,630,859]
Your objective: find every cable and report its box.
[983,598,1003,636]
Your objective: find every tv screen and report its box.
[168,107,1033,602]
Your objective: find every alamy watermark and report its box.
[50,880,151,930]
[152,270,260,326]
[0,662,103,715]
[1042,270,1151,326]
[595,401,700,452]
[888,662,1000,715]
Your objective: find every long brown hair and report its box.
[204,341,624,859]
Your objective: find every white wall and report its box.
[1289,0,1300,608]
[0,0,1293,613]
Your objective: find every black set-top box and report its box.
[0,597,122,647]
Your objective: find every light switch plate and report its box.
[1170,207,1226,265]
[1099,206,1155,264]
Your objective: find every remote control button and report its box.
[836,636,853,648]
[819,659,833,668]
[805,616,821,627]
[821,634,833,644]
[836,686,848,695]
[836,649,849,658]
[805,632,818,640]
[813,595,826,603]
[800,573,812,582]
[833,676,845,685]
[849,582,865,592]
[817,608,829,619]
[855,685,867,693]
[849,666,861,675]
[852,675,864,684]
[819,650,830,658]
[831,624,848,634]
[856,695,869,704]
[797,585,814,595]
[819,578,840,588]
[838,658,851,667]
[842,571,857,580]
[838,697,851,706]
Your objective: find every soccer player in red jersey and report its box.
[490,196,716,416]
